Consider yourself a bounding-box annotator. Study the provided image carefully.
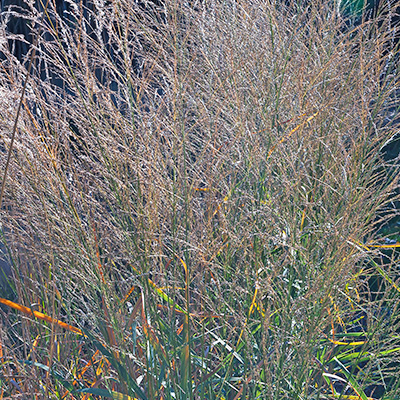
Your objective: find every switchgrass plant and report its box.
[1,0,400,398]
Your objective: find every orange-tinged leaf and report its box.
[267,110,319,160]
[0,298,83,335]
[177,323,184,335]
[123,285,138,304]
[74,350,100,386]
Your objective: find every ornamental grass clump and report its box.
[0,0,400,398]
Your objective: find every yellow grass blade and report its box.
[328,339,367,346]
[366,242,400,248]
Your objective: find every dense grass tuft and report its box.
[1,0,400,398]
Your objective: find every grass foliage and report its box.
[1,0,400,398]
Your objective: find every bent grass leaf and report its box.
[334,357,369,400]
[335,346,400,363]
